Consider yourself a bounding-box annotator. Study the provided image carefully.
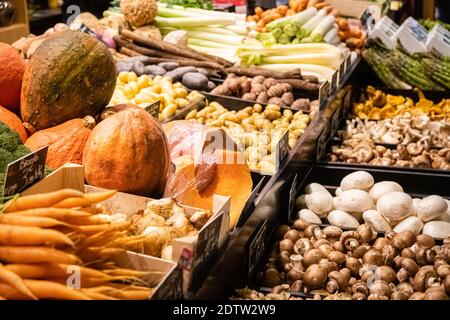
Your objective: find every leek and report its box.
[157,6,206,18]
[186,31,244,45]
[310,15,335,40]
[237,43,343,57]
[258,52,341,69]
[266,7,317,31]
[155,16,235,27]
[188,38,236,48]
[224,24,249,35]
[324,28,338,44]
[300,9,327,36]
[186,27,238,36]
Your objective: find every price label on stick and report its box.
[3,146,48,197]
[330,69,339,95]
[145,100,161,120]
[318,81,330,110]
[288,174,300,221]
[361,8,376,34]
[344,54,352,74]
[75,23,97,37]
[249,220,270,278]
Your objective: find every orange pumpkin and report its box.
[0,104,27,142]
[25,116,95,169]
[0,43,25,111]
[83,107,170,196]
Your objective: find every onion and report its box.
[101,36,116,49]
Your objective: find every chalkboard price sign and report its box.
[2,146,48,197]
[145,100,161,119]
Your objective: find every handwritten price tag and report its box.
[3,146,48,197]
[145,100,161,120]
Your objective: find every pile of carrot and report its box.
[336,17,364,52]
[0,189,160,300]
[247,0,341,32]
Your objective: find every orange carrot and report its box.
[0,246,81,264]
[0,214,70,228]
[0,294,5,300]
[329,9,340,17]
[0,224,74,247]
[11,208,91,220]
[53,197,91,208]
[315,2,328,9]
[4,263,108,280]
[23,279,92,300]
[337,18,349,31]
[0,282,31,299]
[255,7,263,17]
[4,189,83,213]
[338,30,352,40]
[351,29,363,38]
[78,221,131,236]
[276,5,288,16]
[80,290,118,300]
[0,263,37,300]
[346,37,363,48]
[307,0,321,8]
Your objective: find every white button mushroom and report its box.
[369,181,403,202]
[328,210,360,228]
[296,194,306,210]
[305,191,333,216]
[305,183,330,195]
[376,192,413,221]
[411,198,421,216]
[340,171,374,191]
[298,209,322,224]
[416,195,448,222]
[335,187,343,197]
[393,216,424,235]
[362,210,392,232]
[422,221,450,239]
[334,189,374,214]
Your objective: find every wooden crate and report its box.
[0,0,29,44]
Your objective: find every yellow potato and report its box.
[118,71,129,83]
[175,98,190,108]
[137,75,151,89]
[127,72,138,83]
[160,104,178,120]
[134,93,154,105]
[175,88,188,99]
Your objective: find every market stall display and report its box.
[0,0,449,302]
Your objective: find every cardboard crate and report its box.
[0,0,29,44]
[324,0,382,20]
[23,163,231,296]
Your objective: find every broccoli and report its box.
[0,123,31,173]
[0,123,52,198]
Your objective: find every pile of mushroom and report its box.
[341,116,450,147]
[296,171,450,238]
[330,138,450,170]
[256,221,450,300]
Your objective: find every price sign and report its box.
[316,126,330,161]
[145,100,161,120]
[248,219,270,278]
[288,174,300,221]
[3,146,48,197]
[75,23,97,37]
[344,54,352,74]
[274,129,290,173]
[361,8,376,34]
[318,81,330,110]
[152,266,183,300]
[329,69,339,96]
[330,107,341,138]
[238,177,266,228]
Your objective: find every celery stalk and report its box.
[155,16,235,27]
